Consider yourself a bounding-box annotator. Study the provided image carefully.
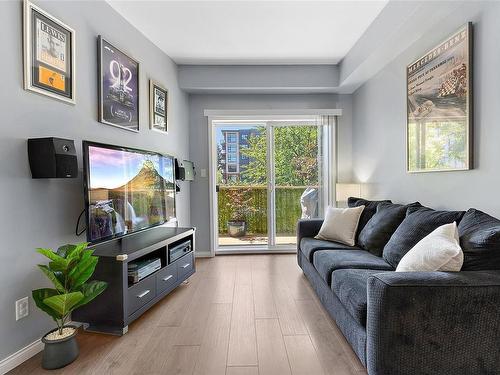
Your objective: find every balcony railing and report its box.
[218,185,318,236]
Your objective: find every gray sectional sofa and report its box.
[297,198,500,375]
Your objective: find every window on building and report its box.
[227,153,237,163]
[226,132,238,143]
[227,165,237,173]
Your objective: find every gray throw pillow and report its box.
[348,197,392,238]
[358,202,420,257]
[458,208,500,270]
[383,206,465,268]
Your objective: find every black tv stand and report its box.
[73,226,196,335]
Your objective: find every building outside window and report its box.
[219,128,261,182]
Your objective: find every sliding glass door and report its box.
[272,123,327,245]
[211,117,333,253]
[215,123,268,246]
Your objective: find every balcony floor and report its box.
[219,235,296,246]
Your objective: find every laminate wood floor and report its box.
[9,254,366,375]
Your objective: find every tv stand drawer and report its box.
[177,252,194,280]
[128,276,156,315]
[156,262,177,294]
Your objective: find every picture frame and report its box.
[149,80,168,133]
[406,23,473,173]
[98,36,140,132]
[23,0,76,104]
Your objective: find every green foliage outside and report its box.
[32,243,107,335]
[218,186,308,235]
[239,126,320,185]
[408,120,467,170]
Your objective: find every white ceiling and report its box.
[108,0,387,65]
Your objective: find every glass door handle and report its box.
[216,185,220,193]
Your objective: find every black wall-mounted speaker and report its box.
[28,137,78,178]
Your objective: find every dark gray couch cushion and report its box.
[313,249,393,285]
[383,206,465,268]
[458,208,500,270]
[348,197,392,238]
[331,269,385,327]
[300,237,359,262]
[358,202,420,256]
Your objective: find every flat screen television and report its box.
[83,141,176,243]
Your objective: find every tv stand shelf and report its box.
[73,226,196,335]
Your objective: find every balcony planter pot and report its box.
[228,221,246,237]
[41,325,79,370]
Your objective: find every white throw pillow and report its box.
[315,205,365,246]
[396,222,463,272]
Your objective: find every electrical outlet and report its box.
[16,297,29,321]
[200,168,207,178]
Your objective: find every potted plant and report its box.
[32,243,107,370]
[227,189,256,237]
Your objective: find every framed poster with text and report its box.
[406,23,473,173]
[149,80,168,133]
[23,0,75,104]
[98,36,139,132]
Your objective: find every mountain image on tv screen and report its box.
[86,144,175,242]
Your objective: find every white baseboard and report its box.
[0,321,81,374]
[195,251,213,258]
[0,338,43,375]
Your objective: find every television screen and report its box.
[83,141,176,243]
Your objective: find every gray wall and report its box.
[0,0,190,360]
[352,1,500,214]
[178,65,340,93]
[189,94,353,253]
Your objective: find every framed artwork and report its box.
[23,0,75,104]
[98,36,139,132]
[149,80,168,133]
[406,23,473,173]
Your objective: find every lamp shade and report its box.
[336,183,361,202]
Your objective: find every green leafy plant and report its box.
[227,188,258,222]
[32,243,108,336]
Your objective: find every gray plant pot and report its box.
[41,325,79,370]
[227,221,246,237]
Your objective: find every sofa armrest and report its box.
[366,271,500,375]
[296,219,323,251]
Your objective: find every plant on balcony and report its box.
[32,243,107,369]
[227,188,257,237]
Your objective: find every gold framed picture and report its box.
[406,23,473,173]
[149,80,168,133]
[23,0,75,104]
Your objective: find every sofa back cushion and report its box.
[458,208,500,270]
[358,201,420,257]
[383,206,465,268]
[348,197,392,237]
